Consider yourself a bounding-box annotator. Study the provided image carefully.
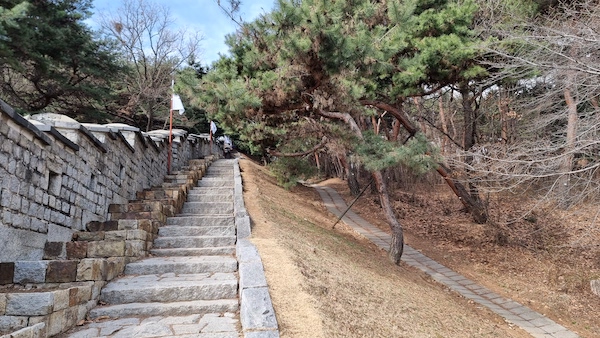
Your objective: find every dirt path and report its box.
[239,157,532,338]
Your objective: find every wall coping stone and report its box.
[115,132,135,153]
[28,114,108,153]
[77,125,108,153]
[80,124,112,133]
[107,125,149,150]
[103,123,139,132]
[143,134,161,152]
[188,133,210,142]
[29,114,116,153]
[29,121,79,151]
[0,99,52,145]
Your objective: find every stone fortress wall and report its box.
[0,99,211,261]
[0,99,223,336]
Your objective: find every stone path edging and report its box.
[313,185,580,338]
[234,159,280,338]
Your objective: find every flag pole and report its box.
[168,79,174,174]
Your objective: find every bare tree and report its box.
[98,0,202,131]
[459,0,600,208]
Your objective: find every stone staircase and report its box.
[58,159,246,337]
[1,158,278,338]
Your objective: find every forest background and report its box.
[2,0,600,317]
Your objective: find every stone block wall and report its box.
[0,157,215,337]
[0,99,215,262]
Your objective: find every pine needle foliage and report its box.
[269,155,317,189]
[198,0,485,174]
[356,132,440,174]
[0,0,124,119]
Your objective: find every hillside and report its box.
[239,157,535,337]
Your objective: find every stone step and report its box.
[187,194,232,202]
[204,171,233,175]
[159,225,235,237]
[99,273,238,304]
[208,161,235,167]
[203,177,232,181]
[200,181,231,186]
[153,236,236,249]
[88,299,239,319]
[150,246,235,257]
[197,180,234,188]
[124,256,237,275]
[166,215,233,227]
[181,202,233,215]
[201,176,232,180]
[189,187,233,195]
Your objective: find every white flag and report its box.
[210,121,217,135]
[172,94,185,115]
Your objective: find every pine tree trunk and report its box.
[437,163,488,224]
[389,224,404,265]
[340,153,360,196]
[373,171,404,264]
[317,109,403,261]
[438,96,449,153]
[461,85,476,151]
[459,85,488,223]
[360,99,488,224]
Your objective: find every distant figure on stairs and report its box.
[217,135,233,158]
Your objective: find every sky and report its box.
[89,0,276,65]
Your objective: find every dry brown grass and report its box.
[239,157,532,338]
[325,177,600,338]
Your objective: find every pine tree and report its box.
[0,0,124,120]
[198,0,487,262]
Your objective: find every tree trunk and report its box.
[317,109,404,262]
[499,95,508,144]
[559,85,578,208]
[436,163,488,224]
[373,170,404,263]
[460,85,476,151]
[438,96,449,153]
[339,153,360,196]
[458,84,488,223]
[391,119,401,142]
[146,112,153,132]
[361,99,488,223]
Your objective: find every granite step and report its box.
[197,180,234,188]
[150,246,236,257]
[181,202,233,215]
[99,273,238,304]
[158,225,235,237]
[204,173,234,177]
[200,176,232,181]
[187,194,232,202]
[153,236,236,249]
[124,256,237,275]
[166,215,234,227]
[88,299,239,319]
[188,187,233,195]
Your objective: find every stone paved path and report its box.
[314,185,580,338]
[60,159,278,338]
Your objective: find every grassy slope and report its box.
[239,158,531,338]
